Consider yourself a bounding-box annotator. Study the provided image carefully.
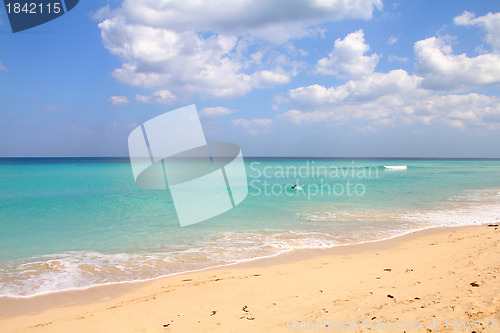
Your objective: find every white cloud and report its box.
[388,55,409,62]
[279,109,331,125]
[280,89,500,130]
[344,70,421,101]
[288,69,421,107]
[97,0,382,99]
[233,118,272,135]
[276,16,500,131]
[280,31,500,130]
[454,11,500,51]
[287,84,348,106]
[199,107,238,118]
[92,5,111,21]
[0,62,6,72]
[100,17,288,99]
[114,0,382,42]
[251,70,291,86]
[415,36,500,91]
[108,95,130,106]
[411,93,500,129]
[316,30,379,79]
[135,90,176,104]
[387,35,398,45]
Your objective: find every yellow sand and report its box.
[1,225,499,332]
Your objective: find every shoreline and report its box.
[0,225,469,304]
[0,224,475,301]
[1,224,499,332]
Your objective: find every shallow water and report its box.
[1,158,499,297]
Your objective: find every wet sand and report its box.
[1,225,499,332]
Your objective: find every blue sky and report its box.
[0,0,499,157]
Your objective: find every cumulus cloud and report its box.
[251,70,291,86]
[278,30,500,130]
[410,93,500,129]
[108,95,130,106]
[286,84,348,106]
[233,118,272,135]
[280,90,500,129]
[415,36,500,91]
[289,69,421,107]
[316,30,379,79]
[112,0,382,42]
[99,17,291,99]
[97,0,382,99]
[135,90,176,104]
[454,11,500,51]
[199,106,238,118]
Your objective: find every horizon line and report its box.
[1,156,500,160]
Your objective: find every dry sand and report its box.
[1,225,499,332]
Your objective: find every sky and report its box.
[0,0,499,157]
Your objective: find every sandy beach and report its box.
[1,225,498,332]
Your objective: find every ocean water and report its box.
[1,158,500,297]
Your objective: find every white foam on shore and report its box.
[1,187,499,298]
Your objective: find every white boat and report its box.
[384,165,408,170]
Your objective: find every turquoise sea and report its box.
[1,158,500,297]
